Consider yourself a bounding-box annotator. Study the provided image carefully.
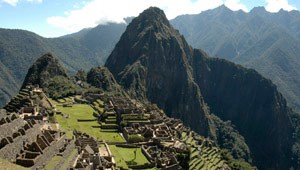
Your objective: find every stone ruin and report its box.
[73,131,116,170]
[16,130,72,168]
[0,109,75,169]
[141,145,181,170]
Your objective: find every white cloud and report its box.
[224,0,248,12]
[1,0,18,6]
[49,0,248,33]
[1,0,42,6]
[266,0,297,12]
[26,0,42,3]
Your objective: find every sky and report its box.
[0,0,299,38]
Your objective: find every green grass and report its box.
[96,99,104,105]
[109,145,149,169]
[51,99,125,142]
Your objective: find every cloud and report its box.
[26,0,42,3]
[0,0,42,6]
[49,0,249,33]
[1,0,18,6]
[224,0,248,12]
[266,0,297,12]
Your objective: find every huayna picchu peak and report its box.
[106,7,210,137]
[1,5,300,170]
[106,7,300,170]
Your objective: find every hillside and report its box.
[0,23,126,107]
[171,5,300,110]
[106,7,299,169]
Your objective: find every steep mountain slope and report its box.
[0,23,126,107]
[106,7,210,136]
[171,5,300,110]
[21,52,68,88]
[20,53,87,99]
[106,7,298,169]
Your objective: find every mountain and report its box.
[87,66,125,94]
[171,5,300,110]
[0,23,126,107]
[105,7,299,169]
[21,52,68,89]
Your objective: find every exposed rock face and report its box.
[21,52,68,89]
[105,7,297,169]
[106,7,210,136]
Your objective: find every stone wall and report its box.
[0,114,25,138]
[31,135,67,169]
[53,140,76,170]
[0,115,42,162]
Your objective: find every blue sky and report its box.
[0,0,299,37]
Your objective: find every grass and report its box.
[51,98,125,142]
[109,145,149,169]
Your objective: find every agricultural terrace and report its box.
[109,145,150,169]
[49,97,124,142]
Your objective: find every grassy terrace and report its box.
[181,131,225,170]
[109,145,149,169]
[50,97,125,142]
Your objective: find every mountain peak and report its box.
[139,7,168,22]
[250,6,267,14]
[217,4,231,11]
[106,7,209,135]
[21,52,68,89]
[130,7,171,31]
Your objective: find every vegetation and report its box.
[87,66,125,95]
[44,76,82,99]
[51,98,124,142]
[109,145,149,169]
[220,149,257,170]
[171,6,300,110]
[0,22,127,107]
[209,114,251,161]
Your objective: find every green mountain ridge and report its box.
[171,5,300,110]
[0,23,126,107]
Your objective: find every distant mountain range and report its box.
[171,5,300,110]
[0,23,126,107]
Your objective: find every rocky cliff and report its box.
[106,7,210,136]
